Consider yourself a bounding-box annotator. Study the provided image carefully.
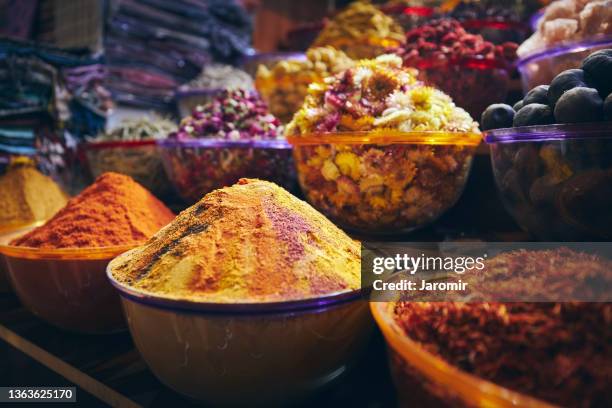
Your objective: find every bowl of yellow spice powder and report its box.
[286,54,481,235]
[107,179,372,406]
[0,160,68,292]
[0,172,174,333]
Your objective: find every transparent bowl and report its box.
[85,140,172,198]
[407,57,510,120]
[486,122,612,241]
[157,138,297,204]
[0,222,40,293]
[174,88,223,119]
[107,258,373,406]
[371,301,554,408]
[516,36,612,93]
[379,4,437,31]
[287,131,481,235]
[0,244,134,333]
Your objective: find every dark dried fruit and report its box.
[512,100,524,112]
[548,69,587,107]
[523,85,549,105]
[513,103,554,127]
[581,49,612,97]
[604,93,612,121]
[554,87,603,124]
[481,103,515,130]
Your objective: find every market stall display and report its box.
[108,178,371,405]
[1,173,174,333]
[159,89,295,203]
[287,54,481,235]
[516,0,612,91]
[482,49,611,240]
[372,249,611,408]
[255,46,354,123]
[312,2,405,59]
[393,18,517,119]
[85,117,176,198]
[175,63,254,118]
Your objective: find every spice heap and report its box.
[518,0,612,57]
[12,172,174,249]
[392,18,517,118]
[395,18,518,65]
[180,64,254,91]
[312,2,405,59]
[171,89,283,140]
[0,161,68,228]
[287,54,479,232]
[392,248,611,407]
[109,179,360,303]
[256,47,354,123]
[92,117,176,142]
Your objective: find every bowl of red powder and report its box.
[0,172,175,334]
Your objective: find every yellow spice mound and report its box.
[110,179,361,303]
[0,165,68,229]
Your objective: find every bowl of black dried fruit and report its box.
[482,49,612,241]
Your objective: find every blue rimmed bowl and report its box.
[486,122,612,240]
[106,257,373,406]
[157,138,297,204]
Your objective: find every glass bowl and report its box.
[157,138,297,204]
[408,57,510,120]
[0,244,134,333]
[287,131,481,235]
[516,36,612,93]
[174,88,223,119]
[486,122,612,241]
[107,258,373,406]
[371,301,554,408]
[85,140,172,198]
[0,222,41,293]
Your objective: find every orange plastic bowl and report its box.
[371,301,555,408]
[0,222,41,293]
[0,244,135,333]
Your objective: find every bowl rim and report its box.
[484,122,612,144]
[408,55,511,71]
[242,51,307,64]
[156,138,292,149]
[106,257,366,315]
[516,34,612,67]
[287,130,482,146]
[370,301,556,408]
[85,139,158,149]
[0,243,137,260]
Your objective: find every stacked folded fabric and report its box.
[104,0,253,110]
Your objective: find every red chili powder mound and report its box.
[12,172,175,249]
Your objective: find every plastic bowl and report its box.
[85,140,172,198]
[287,131,481,235]
[157,138,297,204]
[0,244,134,333]
[486,122,612,241]
[0,223,40,293]
[371,301,554,408]
[516,36,612,93]
[408,57,510,120]
[174,88,223,119]
[107,262,373,406]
